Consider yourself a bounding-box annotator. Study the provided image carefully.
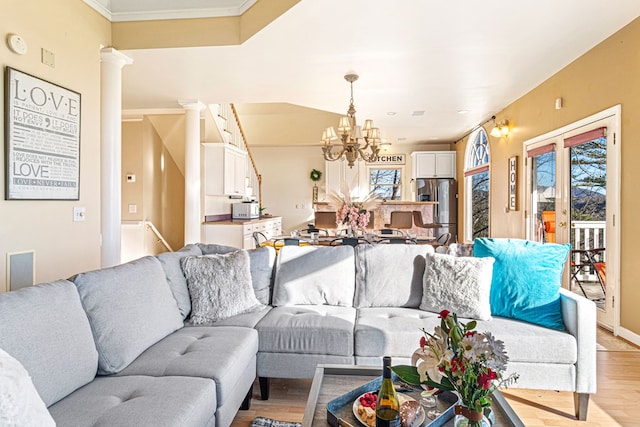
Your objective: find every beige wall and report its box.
[121,119,185,252]
[0,0,110,290]
[456,17,640,335]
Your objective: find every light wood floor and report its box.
[231,330,640,426]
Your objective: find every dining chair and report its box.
[329,237,370,247]
[412,210,442,229]
[273,238,302,248]
[383,211,413,229]
[435,232,451,245]
[314,211,337,230]
[377,237,416,244]
[253,231,268,248]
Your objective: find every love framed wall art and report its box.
[4,67,81,200]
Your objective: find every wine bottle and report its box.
[376,356,400,427]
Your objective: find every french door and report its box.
[525,106,620,329]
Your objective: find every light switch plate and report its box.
[73,207,85,222]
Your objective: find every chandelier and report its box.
[321,73,381,168]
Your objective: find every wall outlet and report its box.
[126,174,136,183]
[128,204,137,214]
[73,207,85,222]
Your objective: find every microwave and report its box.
[232,202,259,220]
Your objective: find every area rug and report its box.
[250,417,302,427]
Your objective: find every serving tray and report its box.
[326,375,458,427]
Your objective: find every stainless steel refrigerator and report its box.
[415,178,458,243]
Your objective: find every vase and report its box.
[453,405,490,427]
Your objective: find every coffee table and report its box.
[303,364,524,427]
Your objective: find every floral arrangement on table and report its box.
[326,182,381,235]
[392,310,519,427]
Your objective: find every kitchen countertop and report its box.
[202,215,281,225]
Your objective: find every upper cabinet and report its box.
[204,143,247,196]
[325,160,365,198]
[411,151,456,179]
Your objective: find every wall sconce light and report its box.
[490,119,510,138]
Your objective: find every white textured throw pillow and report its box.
[420,252,495,321]
[0,349,55,427]
[181,250,263,324]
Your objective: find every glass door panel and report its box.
[530,150,557,243]
[569,136,607,308]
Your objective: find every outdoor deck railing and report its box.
[571,220,605,280]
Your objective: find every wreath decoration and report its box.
[310,169,322,182]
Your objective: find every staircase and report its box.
[209,104,262,208]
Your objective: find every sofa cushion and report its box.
[115,326,258,408]
[72,256,184,375]
[198,244,276,305]
[0,280,98,406]
[256,305,356,356]
[420,253,494,320]
[272,246,356,306]
[354,244,434,308]
[0,348,55,426]
[181,251,264,325]
[48,375,216,427]
[195,305,272,328]
[355,308,577,364]
[156,244,203,319]
[474,238,570,331]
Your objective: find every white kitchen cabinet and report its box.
[204,143,247,196]
[411,151,456,179]
[325,159,365,197]
[203,217,282,249]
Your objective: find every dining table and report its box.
[260,232,440,248]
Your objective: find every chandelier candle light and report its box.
[321,74,381,168]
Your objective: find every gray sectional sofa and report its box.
[0,241,597,425]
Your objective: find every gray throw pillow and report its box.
[420,252,495,321]
[197,244,276,305]
[181,251,264,324]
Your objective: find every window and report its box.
[464,129,490,241]
[369,168,402,200]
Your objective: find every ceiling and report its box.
[91,0,640,147]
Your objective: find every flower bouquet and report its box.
[392,310,518,427]
[326,181,380,236]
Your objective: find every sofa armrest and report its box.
[559,288,597,394]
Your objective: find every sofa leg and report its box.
[259,377,270,400]
[574,392,589,421]
[240,384,253,410]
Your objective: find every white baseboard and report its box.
[616,325,640,347]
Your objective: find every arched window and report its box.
[464,129,490,241]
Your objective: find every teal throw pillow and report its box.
[473,238,570,331]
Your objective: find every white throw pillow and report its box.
[181,251,264,324]
[0,349,55,427]
[420,252,495,321]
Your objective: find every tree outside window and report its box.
[464,129,490,240]
[370,168,402,200]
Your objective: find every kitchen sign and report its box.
[4,67,81,200]
[366,154,406,165]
